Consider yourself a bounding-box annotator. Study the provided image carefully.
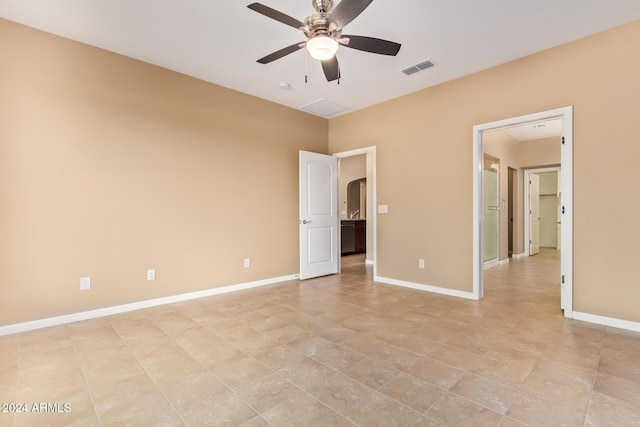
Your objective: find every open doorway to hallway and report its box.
[334,147,377,273]
[472,107,573,316]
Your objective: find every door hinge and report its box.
[562,206,565,214]
[561,136,565,145]
[562,275,565,284]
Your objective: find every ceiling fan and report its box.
[247,0,401,82]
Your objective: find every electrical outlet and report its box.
[244,258,251,268]
[418,259,425,269]
[147,269,156,281]
[80,276,91,290]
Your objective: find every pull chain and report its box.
[304,49,308,84]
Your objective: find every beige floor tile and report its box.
[594,372,640,408]
[490,333,547,357]
[5,251,640,427]
[98,394,183,426]
[597,355,640,385]
[469,354,536,387]
[451,373,519,415]
[379,372,445,413]
[426,392,503,427]
[267,323,313,344]
[374,330,440,356]
[198,342,247,370]
[211,357,272,389]
[520,360,593,413]
[585,391,640,427]
[252,344,306,370]
[507,389,586,427]
[406,356,466,390]
[162,372,229,414]
[180,390,256,426]
[171,324,227,355]
[366,341,420,371]
[246,315,289,332]
[277,357,337,391]
[428,344,483,371]
[410,415,444,426]
[238,415,272,427]
[262,394,354,427]
[307,372,421,426]
[497,416,531,426]
[139,351,209,389]
[234,372,302,413]
[91,372,158,404]
[344,357,400,389]
[214,325,262,342]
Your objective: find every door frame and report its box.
[333,146,377,277]
[524,167,560,257]
[472,106,573,317]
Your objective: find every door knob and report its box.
[301,220,312,224]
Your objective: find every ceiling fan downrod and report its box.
[312,0,333,13]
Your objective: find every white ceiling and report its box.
[2,1,640,118]
[504,119,562,141]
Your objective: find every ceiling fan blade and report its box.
[329,0,373,29]
[321,56,340,82]
[257,43,305,64]
[247,3,304,30]
[340,35,401,56]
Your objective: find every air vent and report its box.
[300,98,349,117]
[401,59,437,76]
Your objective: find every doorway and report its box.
[299,147,377,280]
[524,168,561,257]
[334,146,377,274]
[472,107,573,316]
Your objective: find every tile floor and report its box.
[1,249,639,426]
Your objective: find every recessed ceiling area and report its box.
[504,119,562,141]
[1,1,640,117]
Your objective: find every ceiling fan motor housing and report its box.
[303,13,341,40]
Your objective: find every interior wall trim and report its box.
[0,274,298,337]
[573,311,640,333]
[374,275,475,300]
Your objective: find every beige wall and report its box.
[484,131,521,260]
[3,17,640,327]
[520,137,561,169]
[329,20,640,322]
[0,19,328,326]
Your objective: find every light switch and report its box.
[378,204,389,214]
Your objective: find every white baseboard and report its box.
[512,253,526,259]
[573,311,640,333]
[499,258,510,266]
[365,259,374,265]
[484,259,500,270]
[0,274,298,337]
[374,275,476,300]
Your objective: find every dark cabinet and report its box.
[341,220,366,255]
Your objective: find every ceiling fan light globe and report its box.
[306,36,339,60]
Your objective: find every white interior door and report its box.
[529,173,540,255]
[299,150,339,280]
